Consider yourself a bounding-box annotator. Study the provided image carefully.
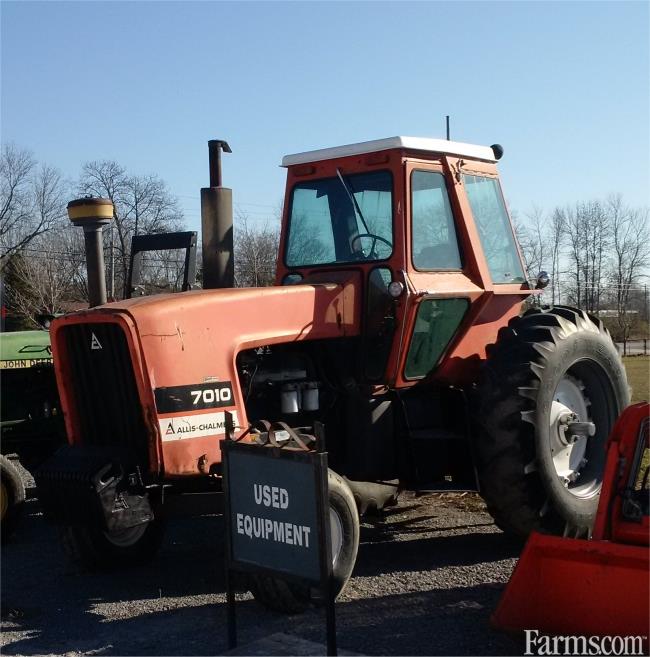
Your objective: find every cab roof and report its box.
[281,136,497,167]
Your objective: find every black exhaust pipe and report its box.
[201,139,234,289]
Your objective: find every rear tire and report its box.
[476,306,629,537]
[0,455,25,543]
[250,469,359,613]
[61,512,166,569]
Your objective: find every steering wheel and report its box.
[351,233,392,259]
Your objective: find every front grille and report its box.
[60,323,149,467]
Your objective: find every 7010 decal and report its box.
[155,381,234,413]
[190,387,232,405]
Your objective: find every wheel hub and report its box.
[104,522,148,548]
[558,413,596,446]
[329,507,344,567]
[550,375,593,487]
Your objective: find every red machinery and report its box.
[492,402,649,638]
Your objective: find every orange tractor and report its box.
[37,137,630,611]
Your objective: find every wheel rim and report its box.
[329,507,344,567]
[0,481,8,521]
[549,366,613,499]
[104,523,147,547]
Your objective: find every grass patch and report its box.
[623,357,649,488]
[623,356,649,403]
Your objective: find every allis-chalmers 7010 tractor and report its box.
[37,137,629,611]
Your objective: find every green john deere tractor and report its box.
[1,328,65,541]
[1,229,198,541]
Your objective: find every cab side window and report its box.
[404,298,469,378]
[463,174,526,284]
[411,171,462,270]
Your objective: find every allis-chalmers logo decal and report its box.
[90,333,102,350]
[159,411,238,442]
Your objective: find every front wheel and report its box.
[476,306,630,537]
[1,455,26,543]
[250,469,359,613]
[61,514,166,569]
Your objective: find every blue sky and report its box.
[2,1,649,233]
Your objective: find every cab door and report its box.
[392,159,483,387]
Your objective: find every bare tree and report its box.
[563,205,582,307]
[284,210,332,267]
[234,212,280,287]
[515,205,561,307]
[79,162,184,297]
[4,229,86,326]
[130,248,190,296]
[0,144,68,271]
[548,208,565,305]
[515,206,546,281]
[607,195,650,343]
[587,201,609,312]
[563,200,610,312]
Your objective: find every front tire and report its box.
[61,514,166,569]
[250,469,359,613]
[476,306,629,537]
[1,455,26,543]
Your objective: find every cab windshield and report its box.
[285,170,393,267]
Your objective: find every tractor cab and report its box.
[276,137,531,386]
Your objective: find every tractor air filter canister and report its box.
[281,383,300,414]
[302,382,319,411]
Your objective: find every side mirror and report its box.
[535,271,550,290]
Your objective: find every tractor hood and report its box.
[54,278,360,392]
[50,277,361,475]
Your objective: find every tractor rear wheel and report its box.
[0,455,25,543]
[476,306,629,537]
[250,469,359,613]
[61,512,166,569]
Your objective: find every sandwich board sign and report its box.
[222,418,337,655]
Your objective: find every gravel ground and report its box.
[1,478,524,656]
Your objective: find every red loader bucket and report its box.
[492,532,650,637]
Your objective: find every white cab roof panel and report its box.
[281,136,497,167]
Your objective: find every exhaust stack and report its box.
[67,197,114,307]
[201,139,234,289]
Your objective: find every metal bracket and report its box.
[126,231,198,299]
